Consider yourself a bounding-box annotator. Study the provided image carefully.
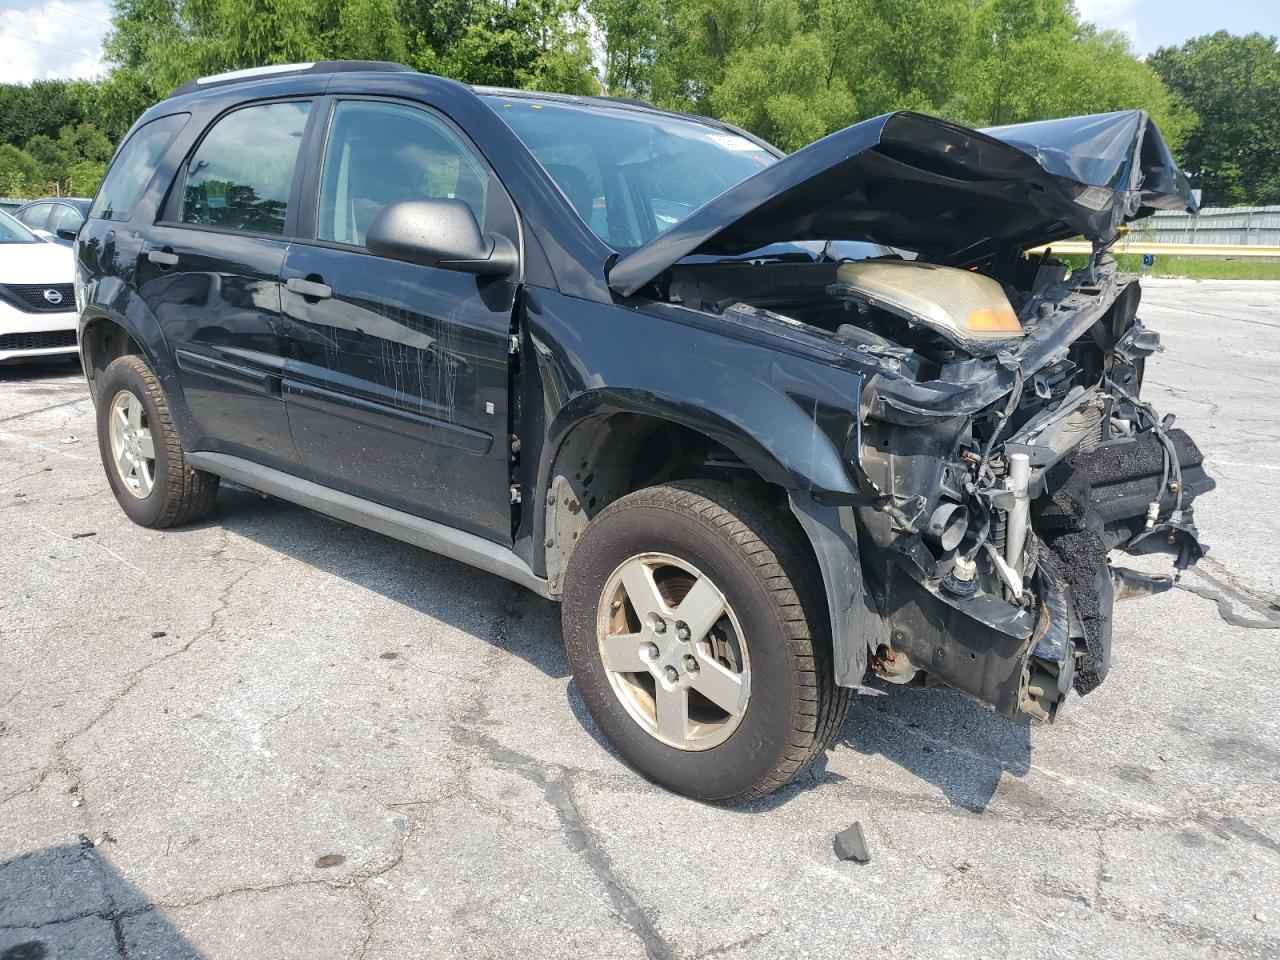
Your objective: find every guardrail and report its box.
[1027,241,1280,258]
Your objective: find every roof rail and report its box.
[171,60,414,97]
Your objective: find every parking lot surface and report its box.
[2,279,1279,959]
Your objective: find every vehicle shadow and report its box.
[721,681,1033,814]
[0,356,82,383]
[183,484,571,680]
[0,841,199,958]
[185,486,1031,813]
[836,683,1033,812]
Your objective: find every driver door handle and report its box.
[147,249,179,267]
[286,276,332,301]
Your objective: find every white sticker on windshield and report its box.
[707,132,761,152]
[1074,186,1113,211]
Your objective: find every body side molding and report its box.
[186,452,550,597]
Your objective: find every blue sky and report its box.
[0,0,1277,84]
[1075,0,1280,56]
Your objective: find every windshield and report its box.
[484,96,777,253]
[0,209,38,244]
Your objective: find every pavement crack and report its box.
[552,774,675,960]
[694,929,769,958]
[439,593,674,960]
[0,395,89,424]
[1177,564,1280,629]
[3,563,253,810]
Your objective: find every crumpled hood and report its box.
[609,109,1195,297]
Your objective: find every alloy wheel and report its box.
[595,552,750,750]
[107,389,156,499]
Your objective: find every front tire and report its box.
[562,480,850,804]
[96,354,219,528]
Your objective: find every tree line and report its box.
[0,0,1276,208]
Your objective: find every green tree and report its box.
[0,80,95,149]
[1150,31,1280,206]
[951,0,1075,127]
[648,0,779,113]
[0,144,43,197]
[1048,27,1194,148]
[23,134,70,185]
[408,0,596,92]
[591,0,663,95]
[838,0,975,118]
[709,0,853,149]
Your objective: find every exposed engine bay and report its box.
[663,247,1214,723]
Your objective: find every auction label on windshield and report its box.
[1074,186,1113,211]
[707,133,763,152]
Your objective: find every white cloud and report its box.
[0,0,110,85]
[1074,0,1143,53]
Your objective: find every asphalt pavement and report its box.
[2,279,1278,959]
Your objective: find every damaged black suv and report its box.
[75,61,1212,804]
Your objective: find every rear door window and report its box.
[17,204,52,231]
[50,204,84,233]
[180,101,311,236]
[91,113,188,222]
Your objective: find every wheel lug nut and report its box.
[653,618,666,634]
[663,666,678,683]
[644,642,659,660]
[684,655,698,672]
[676,622,690,641]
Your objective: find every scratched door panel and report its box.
[140,224,298,468]
[280,242,516,543]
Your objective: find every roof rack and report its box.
[171,60,413,97]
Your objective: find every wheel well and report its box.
[81,317,143,400]
[543,414,795,594]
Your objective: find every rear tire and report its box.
[562,480,850,804]
[96,354,219,528]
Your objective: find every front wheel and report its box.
[562,481,850,804]
[96,354,219,528]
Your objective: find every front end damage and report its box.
[851,254,1213,722]
[610,106,1211,722]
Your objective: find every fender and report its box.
[523,286,866,497]
[522,286,877,684]
[77,269,201,452]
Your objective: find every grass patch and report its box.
[1056,254,1280,281]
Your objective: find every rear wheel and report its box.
[96,354,219,528]
[562,480,850,804]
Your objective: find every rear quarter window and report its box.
[90,113,189,222]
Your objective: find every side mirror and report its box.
[56,227,79,242]
[365,199,517,278]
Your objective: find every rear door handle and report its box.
[286,277,332,301]
[147,249,179,267]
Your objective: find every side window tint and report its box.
[18,204,51,231]
[318,101,489,247]
[181,101,310,235]
[90,113,188,222]
[51,205,84,232]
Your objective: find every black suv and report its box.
[76,61,1213,803]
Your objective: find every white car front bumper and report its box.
[0,296,78,363]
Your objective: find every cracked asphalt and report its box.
[2,279,1279,960]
